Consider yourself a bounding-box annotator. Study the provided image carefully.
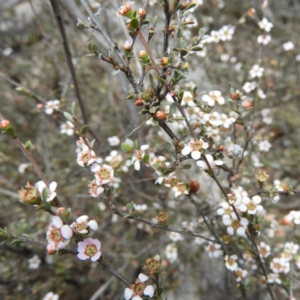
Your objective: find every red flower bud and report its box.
[189,180,200,193]
[155,111,166,120]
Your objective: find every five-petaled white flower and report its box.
[46,216,73,250]
[124,273,155,300]
[197,154,223,170]
[36,181,57,202]
[77,238,101,262]
[225,254,238,271]
[182,139,209,160]
[258,18,273,32]
[131,145,149,171]
[91,163,114,185]
[71,215,98,234]
[249,64,264,79]
[44,100,60,115]
[202,90,225,107]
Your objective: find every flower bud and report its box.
[46,244,56,255]
[76,18,86,29]
[138,8,146,17]
[160,56,169,66]
[247,8,256,17]
[0,119,11,129]
[189,180,200,193]
[242,99,253,109]
[118,3,132,16]
[36,103,44,110]
[135,99,143,106]
[138,50,147,59]
[155,111,166,120]
[226,144,243,159]
[123,37,133,51]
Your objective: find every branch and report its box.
[49,0,88,125]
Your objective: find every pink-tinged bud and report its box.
[56,207,66,217]
[160,56,169,66]
[36,103,44,110]
[123,37,133,51]
[247,8,256,17]
[118,2,132,16]
[0,119,11,129]
[138,50,147,58]
[189,180,200,193]
[155,111,166,120]
[138,8,146,17]
[135,99,143,106]
[46,244,56,255]
[242,99,253,109]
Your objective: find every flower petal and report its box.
[91,251,101,262]
[77,253,89,260]
[138,273,149,282]
[191,151,201,160]
[61,225,73,239]
[144,285,154,297]
[88,220,98,231]
[124,288,134,300]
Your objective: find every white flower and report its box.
[182,139,209,160]
[172,182,189,197]
[77,238,101,262]
[258,18,273,32]
[18,162,30,174]
[258,140,271,152]
[77,144,96,167]
[205,242,222,258]
[210,30,220,43]
[267,273,282,284]
[168,232,183,242]
[283,41,295,51]
[89,179,105,197]
[60,121,74,136]
[43,292,59,300]
[202,90,225,106]
[270,257,290,274]
[238,195,263,215]
[124,273,154,300]
[28,255,41,270]
[71,215,98,234]
[257,35,271,45]
[197,154,223,170]
[44,100,60,115]
[131,145,149,171]
[219,25,235,41]
[258,241,271,258]
[2,47,13,56]
[182,91,195,106]
[91,163,114,185]
[107,136,120,146]
[243,82,256,93]
[225,254,238,271]
[249,64,264,78]
[46,216,73,250]
[257,88,266,99]
[234,268,248,282]
[36,181,57,202]
[165,243,178,263]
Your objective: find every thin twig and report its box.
[49,0,88,125]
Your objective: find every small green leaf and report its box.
[183,164,192,169]
[169,102,178,115]
[42,187,48,201]
[190,46,203,52]
[149,106,159,114]
[165,142,174,153]
[4,126,16,137]
[198,27,205,38]
[121,143,133,153]
[63,112,73,123]
[24,140,33,153]
[130,18,140,29]
[71,102,77,116]
[81,125,89,136]
[142,153,149,163]
[152,15,158,27]
[201,34,210,41]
